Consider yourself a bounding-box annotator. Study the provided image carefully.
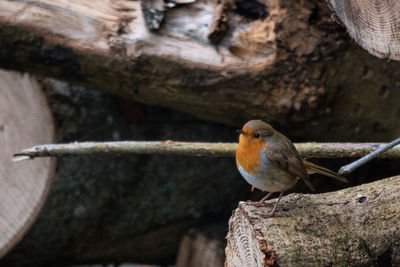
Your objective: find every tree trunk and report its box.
[225,175,400,266]
[1,0,400,141]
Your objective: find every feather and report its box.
[265,131,315,191]
[303,160,349,183]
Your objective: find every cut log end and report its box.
[327,0,400,60]
[225,175,400,266]
[0,70,55,257]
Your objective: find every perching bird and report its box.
[236,120,348,217]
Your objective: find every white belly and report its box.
[237,152,297,192]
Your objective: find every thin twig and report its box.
[12,141,400,161]
[338,137,400,175]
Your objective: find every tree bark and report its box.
[225,175,400,267]
[1,0,400,141]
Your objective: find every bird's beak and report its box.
[236,129,246,135]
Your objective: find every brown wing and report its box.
[265,134,315,191]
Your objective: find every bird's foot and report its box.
[246,200,268,207]
[260,210,277,218]
[254,199,267,207]
[246,192,273,207]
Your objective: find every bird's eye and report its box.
[254,133,260,138]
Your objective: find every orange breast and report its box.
[236,141,265,175]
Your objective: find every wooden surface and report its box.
[226,175,400,266]
[0,70,55,257]
[327,0,400,60]
[2,0,400,142]
[176,228,225,267]
[0,0,273,69]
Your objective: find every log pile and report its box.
[1,0,400,141]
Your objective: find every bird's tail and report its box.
[303,160,349,183]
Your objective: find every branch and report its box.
[338,137,400,175]
[13,141,237,160]
[13,141,400,161]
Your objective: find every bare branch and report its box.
[13,141,237,160]
[13,141,400,161]
[338,137,400,175]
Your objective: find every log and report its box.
[0,70,55,257]
[1,0,400,141]
[225,175,400,266]
[327,0,400,60]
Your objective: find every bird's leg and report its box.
[262,191,284,218]
[254,192,273,207]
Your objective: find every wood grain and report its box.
[327,0,400,60]
[0,70,55,257]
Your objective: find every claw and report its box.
[254,191,285,218]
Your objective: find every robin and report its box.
[236,120,348,217]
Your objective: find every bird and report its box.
[236,119,348,217]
